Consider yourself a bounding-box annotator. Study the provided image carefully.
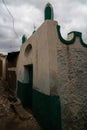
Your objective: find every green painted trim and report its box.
[32,30,36,34]
[17,81,32,108]
[68,31,87,47]
[57,25,87,48]
[68,31,81,36]
[44,3,54,20]
[57,25,75,45]
[32,89,62,130]
[79,34,87,48]
[22,35,27,44]
[17,81,62,129]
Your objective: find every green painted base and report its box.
[17,81,32,108]
[32,89,62,130]
[17,81,61,130]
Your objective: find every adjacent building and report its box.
[0,51,19,97]
[7,51,19,96]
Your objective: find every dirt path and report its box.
[0,80,42,130]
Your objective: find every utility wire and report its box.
[1,0,19,38]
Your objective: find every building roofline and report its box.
[56,25,87,48]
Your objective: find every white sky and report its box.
[0,0,87,54]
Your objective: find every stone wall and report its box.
[57,37,87,130]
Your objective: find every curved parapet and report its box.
[56,25,87,48]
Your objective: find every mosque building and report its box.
[17,3,87,130]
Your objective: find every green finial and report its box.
[33,24,36,34]
[44,3,54,20]
[22,35,27,44]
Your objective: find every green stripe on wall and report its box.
[17,81,32,108]
[32,89,62,130]
[17,81,62,130]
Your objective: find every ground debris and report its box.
[0,80,42,130]
[10,101,32,121]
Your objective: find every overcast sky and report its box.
[0,0,87,54]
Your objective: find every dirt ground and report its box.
[0,80,42,130]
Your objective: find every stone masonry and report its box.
[57,35,87,130]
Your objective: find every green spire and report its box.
[44,3,54,20]
[32,25,36,34]
[22,35,27,44]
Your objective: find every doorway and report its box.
[23,64,33,108]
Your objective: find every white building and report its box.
[17,3,87,130]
